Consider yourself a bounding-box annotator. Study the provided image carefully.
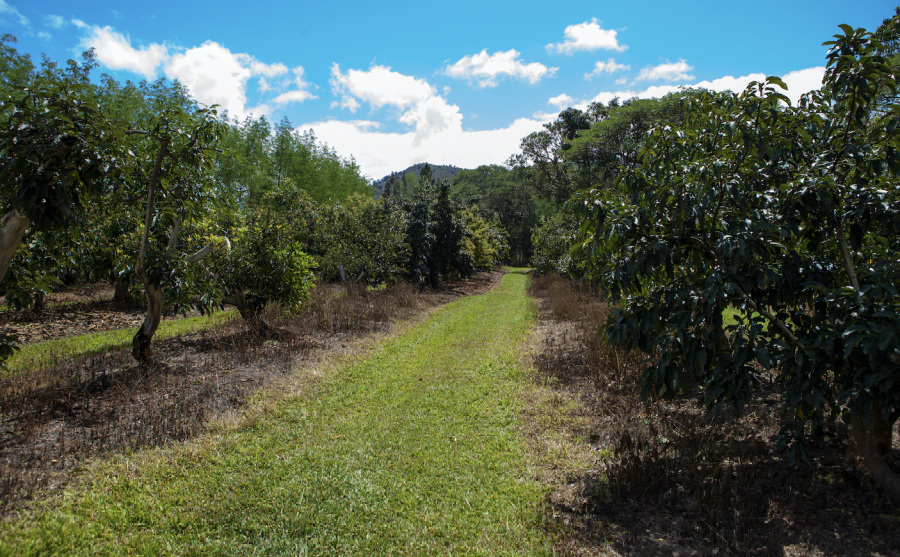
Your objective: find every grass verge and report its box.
[7,310,237,374]
[0,271,549,556]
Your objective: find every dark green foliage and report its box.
[403,180,474,287]
[0,63,121,234]
[372,162,463,198]
[451,165,541,265]
[564,94,690,191]
[575,25,900,470]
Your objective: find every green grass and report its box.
[1,271,550,556]
[7,310,237,373]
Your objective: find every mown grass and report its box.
[7,310,237,374]
[0,271,550,556]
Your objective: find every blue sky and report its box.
[2,1,896,180]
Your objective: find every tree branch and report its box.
[187,244,212,265]
[135,138,169,283]
[835,223,861,291]
[166,216,181,257]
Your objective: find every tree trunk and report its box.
[224,288,269,331]
[852,405,900,501]
[224,288,256,320]
[132,283,162,362]
[0,210,30,284]
[113,279,130,302]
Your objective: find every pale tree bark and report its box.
[132,139,167,363]
[132,283,162,362]
[338,263,366,286]
[0,209,31,284]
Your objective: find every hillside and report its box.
[372,163,465,197]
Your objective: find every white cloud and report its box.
[585,58,630,79]
[164,41,291,118]
[635,59,694,82]
[330,64,435,109]
[443,49,557,88]
[397,95,462,143]
[615,77,627,85]
[781,67,825,100]
[38,31,52,41]
[0,0,28,27]
[330,64,462,145]
[331,95,362,112]
[78,26,169,79]
[74,23,316,120]
[300,117,546,181]
[546,18,626,55]
[249,60,288,78]
[532,110,561,122]
[44,15,67,29]
[273,90,316,105]
[548,94,574,109]
[569,67,826,110]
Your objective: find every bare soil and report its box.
[527,274,900,557]
[0,272,501,516]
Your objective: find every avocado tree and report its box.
[575,26,900,498]
[127,97,225,361]
[316,195,409,285]
[403,179,474,287]
[0,68,120,287]
[206,205,315,328]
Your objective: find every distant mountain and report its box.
[372,163,466,198]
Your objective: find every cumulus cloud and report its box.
[442,49,557,87]
[330,64,462,145]
[273,90,316,105]
[38,31,52,41]
[546,18,626,55]
[74,22,316,119]
[330,64,435,109]
[0,0,28,28]
[300,117,546,181]
[565,67,826,111]
[781,67,825,100]
[78,25,169,79]
[548,94,574,109]
[635,59,694,82]
[585,58,629,79]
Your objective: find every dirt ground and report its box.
[526,274,900,557]
[0,272,501,516]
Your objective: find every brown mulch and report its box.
[0,271,502,516]
[527,275,900,557]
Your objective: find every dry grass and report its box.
[0,276,498,516]
[527,274,900,557]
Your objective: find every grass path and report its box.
[1,271,550,556]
